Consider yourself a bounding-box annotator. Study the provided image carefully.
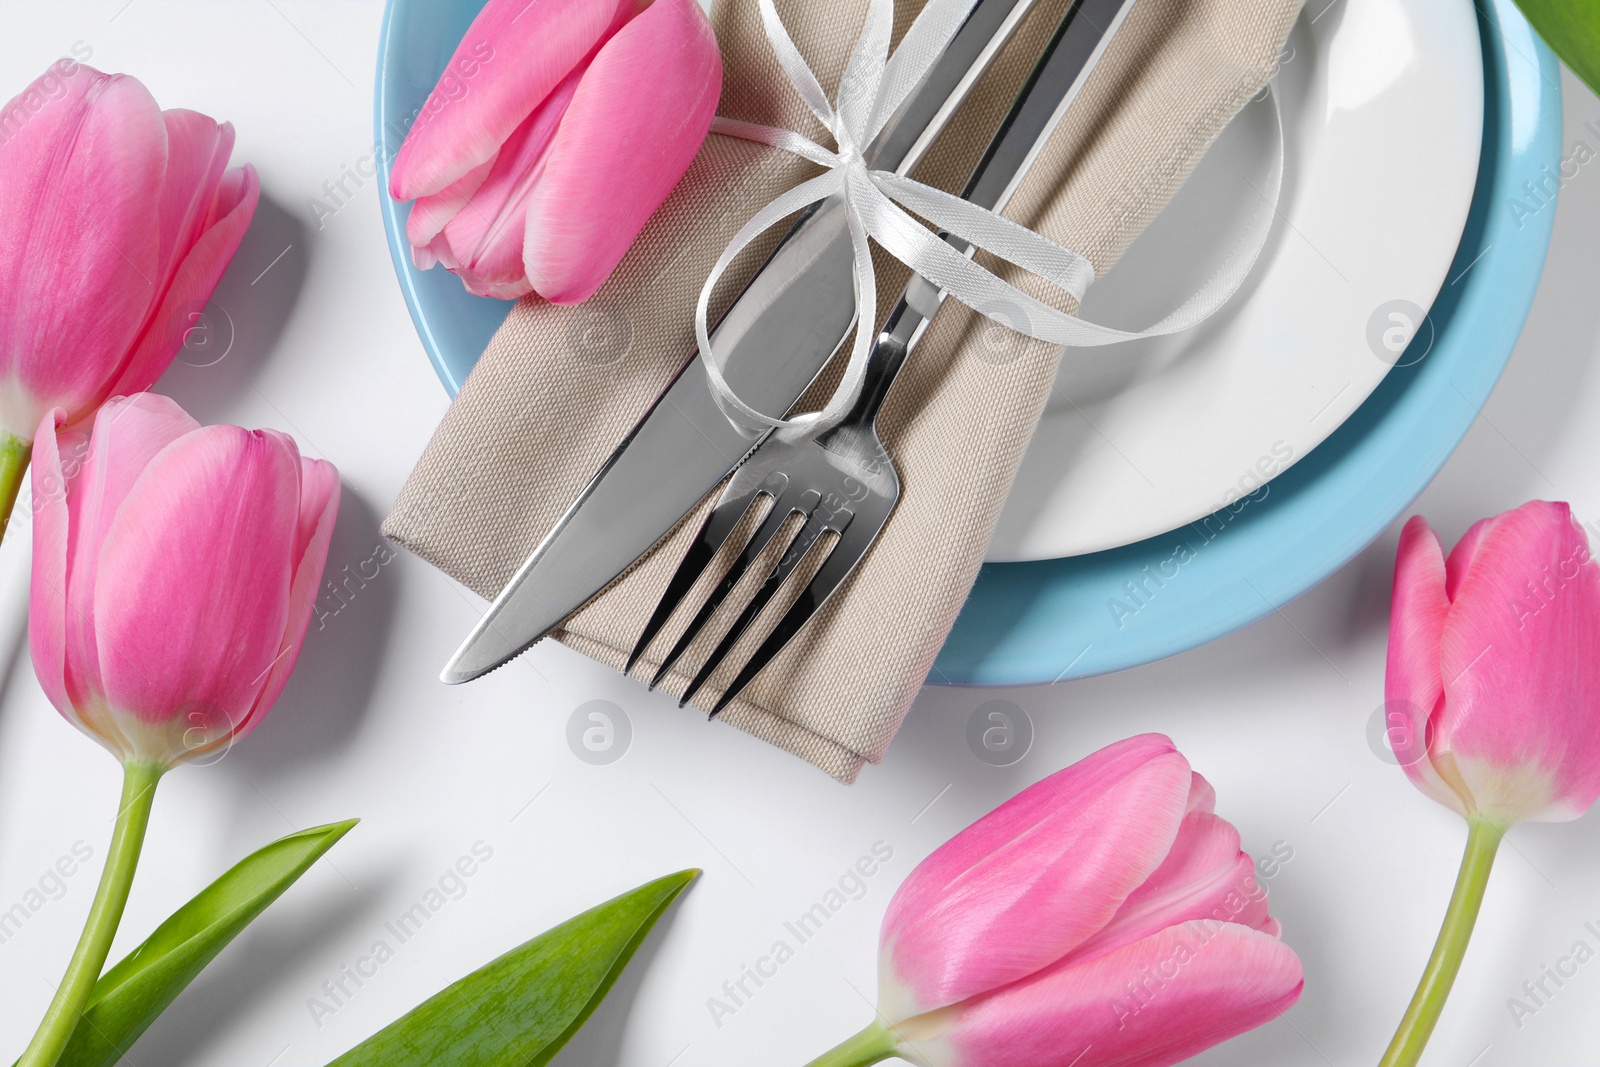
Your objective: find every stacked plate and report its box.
[376,0,1561,687]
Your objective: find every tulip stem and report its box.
[802,1021,899,1067]
[19,761,164,1067]
[0,434,30,543]
[1378,815,1504,1067]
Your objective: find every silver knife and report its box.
[445,0,1048,683]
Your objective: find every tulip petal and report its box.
[522,0,721,303]
[880,735,1192,1020]
[406,154,497,248]
[28,408,74,724]
[388,0,635,200]
[208,165,255,230]
[1437,501,1600,822]
[92,424,299,764]
[150,111,233,311]
[457,272,539,301]
[1186,772,1216,815]
[413,231,455,272]
[921,922,1303,1067]
[1067,813,1275,970]
[98,165,259,409]
[1444,516,1494,601]
[236,456,340,741]
[1386,515,1460,809]
[436,66,582,298]
[0,64,165,434]
[60,394,201,721]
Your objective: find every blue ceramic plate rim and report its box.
[376,0,515,396]
[375,0,1561,688]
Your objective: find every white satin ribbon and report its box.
[698,0,1283,436]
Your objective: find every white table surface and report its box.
[1,3,1597,1065]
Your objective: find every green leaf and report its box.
[1514,0,1600,97]
[48,819,358,1067]
[328,869,699,1067]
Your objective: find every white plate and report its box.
[987,0,1483,560]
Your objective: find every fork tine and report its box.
[679,506,851,711]
[647,484,820,690]
[705,509,882,718]
[623,476,782,677]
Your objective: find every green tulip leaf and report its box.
[1514,0,1600,97]
[48,819,358,1067]
[327,869,699,1067]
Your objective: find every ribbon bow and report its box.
[699,0,1282,436]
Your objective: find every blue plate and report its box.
[375,0,1561,687]
[377,0,511,395]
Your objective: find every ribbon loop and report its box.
[698,0,1284,437]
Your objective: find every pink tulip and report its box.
[29,392,339,769]
[804,736,1303,1067]
[0,59,259,443]
[18,393,336,1067]
[1387,502,1600,826]
[1377,502,1600,1067]
[388,0,721,303]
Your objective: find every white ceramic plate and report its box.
[987,0,1483,560]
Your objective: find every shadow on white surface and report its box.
[228,485,399,777]
[158,192,311,425]
[549,889,696,1067]
[128,884,381,1064]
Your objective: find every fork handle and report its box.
[822,285,930,434]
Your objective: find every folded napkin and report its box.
[384,0,1303,782]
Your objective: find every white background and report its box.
[0,2,1598,1065]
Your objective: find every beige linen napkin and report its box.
[384,0,1303,781]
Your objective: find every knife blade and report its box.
[445,0,1051,683]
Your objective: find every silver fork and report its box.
[625,285,920,714]
[625,0,1135,716]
